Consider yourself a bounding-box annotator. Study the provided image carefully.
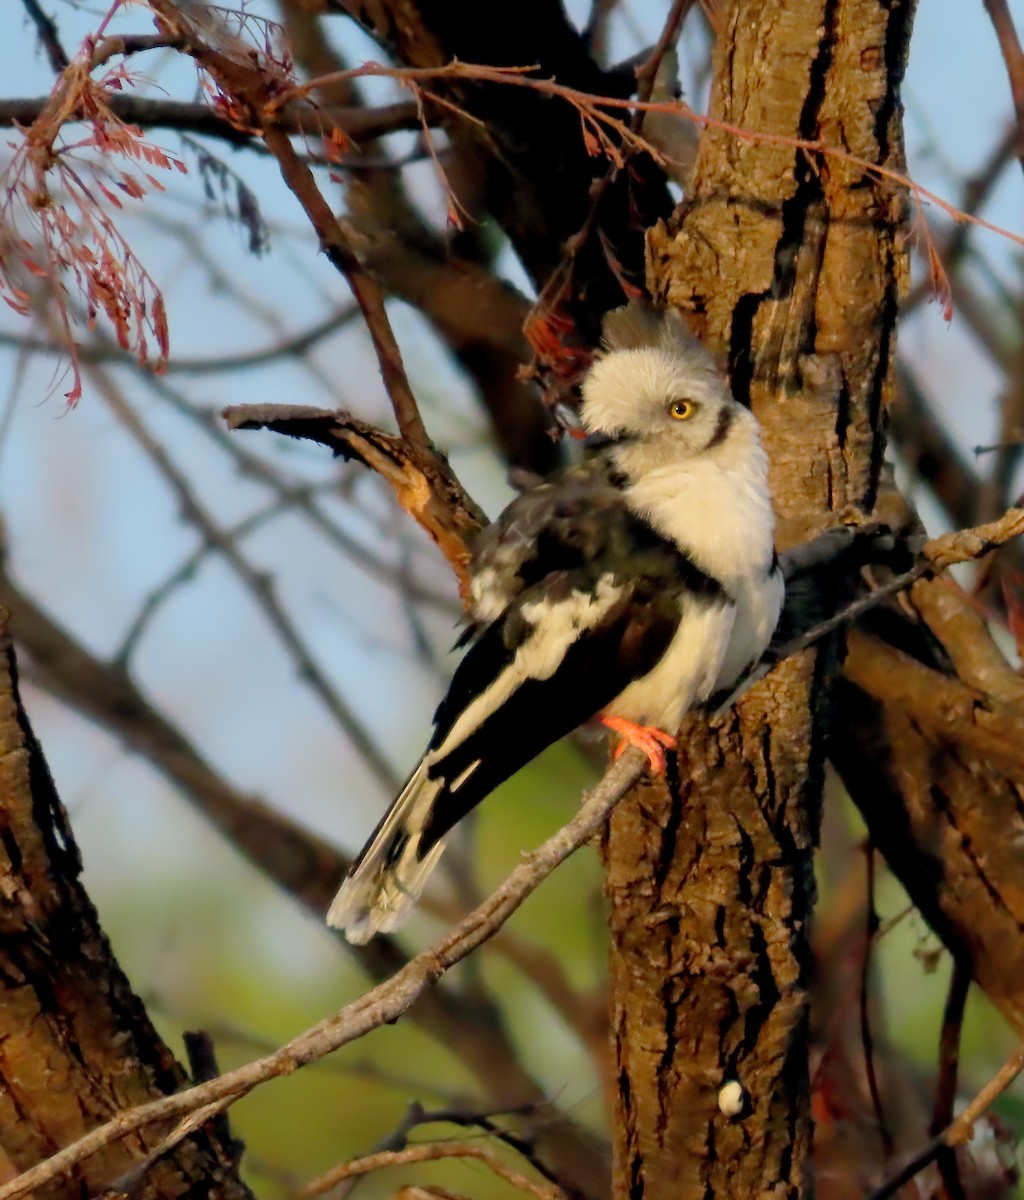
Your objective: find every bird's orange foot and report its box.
[599,715,677,775]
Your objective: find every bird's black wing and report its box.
[420,524,726,852]
[465,456,629,626]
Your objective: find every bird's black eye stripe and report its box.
[705,405,734,449]
[582,431,637,450]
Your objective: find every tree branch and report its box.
[0,95,422,146]
[983,0,1024,175]
[0,612,252,1198]
[867,1041,1024,1200]
[223,403,487,598]
[19,0,68,72]
[726,507,1024,707]
[299,1140,565,1199]
[0,752,645,1200]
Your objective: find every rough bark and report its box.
[0,612,252,1199]
[604,1,916,1195]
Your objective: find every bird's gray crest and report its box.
[601,302,716,371]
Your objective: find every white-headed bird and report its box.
[327,304,783,943]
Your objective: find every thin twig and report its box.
[860,842,894,1157]
[88,33,187,68]
[408,1107,564,1194]
[315,1101,557,1200]
[297,1140,565,1200]
[868,1041,1024,1200]
[262,124,430,449]
[903,125,1018,317]
[0,752,645,1200]
[933,959,972,1136]
[162,305,361,375]
[0,306,360,375]
[297,60,1024,252]
[632,0,694,134]
[146,1,431,451]
[101,1100,234,1196]
[0,95,423,145]
[932,957,972,1200]
[113,483,335,667]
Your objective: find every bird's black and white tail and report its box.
[326,760,449,944]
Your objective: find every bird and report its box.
[327,303,784,944]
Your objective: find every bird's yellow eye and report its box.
[668,399,695,420]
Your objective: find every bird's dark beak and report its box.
[582,431,614,450]
[582,431,633,450]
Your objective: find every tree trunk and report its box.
[603,1,916,1194]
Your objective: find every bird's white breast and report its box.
[605,596,736,729]
[624,458,776,587]
[713,568,784,692]
[613,432,782,719]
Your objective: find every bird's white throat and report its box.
[618,435,776,587]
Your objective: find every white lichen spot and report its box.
[718,1079,745,1118]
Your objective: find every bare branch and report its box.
[224,403,487,599]
[19,0,69,72]
[264,122,432,448]
[299,1140,565,1200]
[98,1100,235,1198]
[859,844,893,1157]
[0,305,361,375]
[983,0,1024,176]
[0,752,646,1200]
[727,507,1024,706]
[931,956,972,1197]
[868,1041,1024,1199]
[112,482,337,667]
[89,33,187,66]
[925,506,1024,569]
[632,0,695,118]
[0,96,423,147]
[147,0,432,450]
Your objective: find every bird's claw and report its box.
[599,715,677,775]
